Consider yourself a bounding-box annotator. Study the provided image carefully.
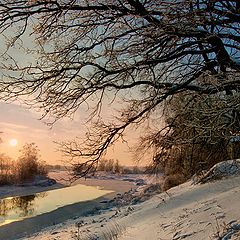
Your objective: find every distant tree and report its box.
[16,143,47,182]
[0,1,239,176]
[132,165,140,174]
[97,159,121,173]
[114,159,121,174]
[97,159,107,172]
[0,153,13,185]
[105,159,115,172]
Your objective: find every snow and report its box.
[198,159,240,183]
[13,163,240,240]
[230,136,240,143]
[231,56,240,65]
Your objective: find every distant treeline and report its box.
[70,158,149,176]
[96,159,147,174]
[47,160,148,175]
[45,164,66,171]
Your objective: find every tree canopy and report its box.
[0,0,239,175]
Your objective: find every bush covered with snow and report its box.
[198,160,240,183]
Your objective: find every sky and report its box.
[0,15,145,167]
[0,101,138,166]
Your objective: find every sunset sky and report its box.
[0,101,137,166]
[0,21,143,167]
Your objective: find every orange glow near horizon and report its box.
[0,102,142,166]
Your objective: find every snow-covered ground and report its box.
[16,161,240,240]
[0,177,63,199]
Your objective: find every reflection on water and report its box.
[0,193,47,226]
[0,184,113,226]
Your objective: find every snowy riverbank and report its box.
[1,163,240,240]
[18,171,240,239]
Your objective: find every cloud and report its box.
[0,121,28,130]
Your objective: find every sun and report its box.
[9,138,18,147]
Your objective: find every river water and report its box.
[0,184,113,226]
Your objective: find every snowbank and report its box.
[17,163,240,240]
[198,159,240,183]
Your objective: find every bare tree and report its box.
[0,1,239,175]
[136,89,240,177]
[17,143,47,182]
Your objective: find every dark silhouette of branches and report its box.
[0,0,239,175]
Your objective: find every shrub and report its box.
[162,174,186,191]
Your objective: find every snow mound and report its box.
[198,160,240,184]
[212,221,240,240]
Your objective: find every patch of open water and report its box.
[0,184,113,226]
